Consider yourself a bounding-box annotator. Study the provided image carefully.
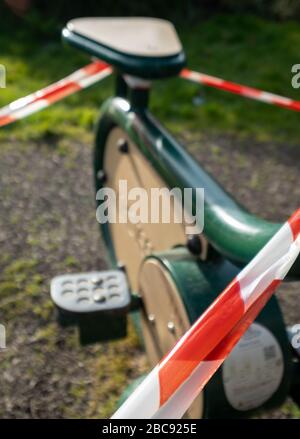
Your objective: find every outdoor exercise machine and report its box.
[1,17,300,418]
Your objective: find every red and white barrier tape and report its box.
[1,61,300,129]
[180,68,300,112]
[112,209,300,419]
[0,60,112,127]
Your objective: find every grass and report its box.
[1,13,300,143]
[155,14,300,141]
[282,399,300,418]
[0,257,44,320]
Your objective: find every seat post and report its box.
[115,74,128,99]
[129,87,149,110]
[123,75,150,110]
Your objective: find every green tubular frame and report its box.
[94,95,300,278]
[64,25,298,416]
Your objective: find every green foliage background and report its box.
[1,6,300,143]
[2,1,300,22]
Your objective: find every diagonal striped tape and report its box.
[0,60,112,127]
[180,68,300,112]
[112,209,300,419]
[1,62,300,129]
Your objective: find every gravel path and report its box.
[0,131,299,418]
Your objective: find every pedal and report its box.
[50,270,130,344]
[51,270,130,315]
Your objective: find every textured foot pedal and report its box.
[51,270,130,315]
[50,270,130,344]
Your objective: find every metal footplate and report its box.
[50,270,130,344]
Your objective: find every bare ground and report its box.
[0,131,299,418]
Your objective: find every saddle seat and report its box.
[63,17,186,79]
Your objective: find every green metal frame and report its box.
[94,92,300,279]
[62,21,300,277]
[62,21,299,415]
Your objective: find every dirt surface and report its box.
[0,132,299,418]
[0,139,148,418]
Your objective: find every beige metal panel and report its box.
[104,127,187,292]
[67,17,182,57]
[104,127,203,418]
[139,258,203,419]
